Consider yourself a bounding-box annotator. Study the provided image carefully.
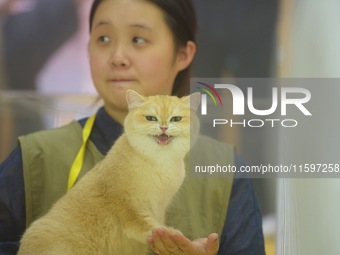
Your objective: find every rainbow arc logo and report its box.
[194,82,223,114]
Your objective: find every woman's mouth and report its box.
[109,79,135,83]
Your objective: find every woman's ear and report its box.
[176,41,196,72]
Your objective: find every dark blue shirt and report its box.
[0,107,265,255]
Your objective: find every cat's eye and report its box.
[170,116,182,122]
[146,116,158,121]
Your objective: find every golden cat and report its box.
[18,90,201,255]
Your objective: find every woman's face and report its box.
[89,0,195,121]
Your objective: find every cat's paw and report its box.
[147,227,183,254]
[161,226,183,236]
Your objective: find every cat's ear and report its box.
[126,90,146,110]
[182,92,201,112]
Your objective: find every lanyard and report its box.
[67,114,96,190]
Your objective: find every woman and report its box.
[0,0,265,254]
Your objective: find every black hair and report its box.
[89,0,197,97]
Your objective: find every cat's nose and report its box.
[160,126,168,133]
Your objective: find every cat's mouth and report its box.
[154,134,174,145]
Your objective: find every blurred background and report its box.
[1,0,340,254]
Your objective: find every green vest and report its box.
[19,121,234,241]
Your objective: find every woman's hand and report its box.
[147,227,219,255]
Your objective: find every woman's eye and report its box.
[132,37,146,44]
[170,116,182,122]
[146,116,157,121]
[98,36,111,43]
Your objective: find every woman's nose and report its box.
[109,43,130,68]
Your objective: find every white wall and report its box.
[277,1,340,254]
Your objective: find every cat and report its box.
[18,90,201,255]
